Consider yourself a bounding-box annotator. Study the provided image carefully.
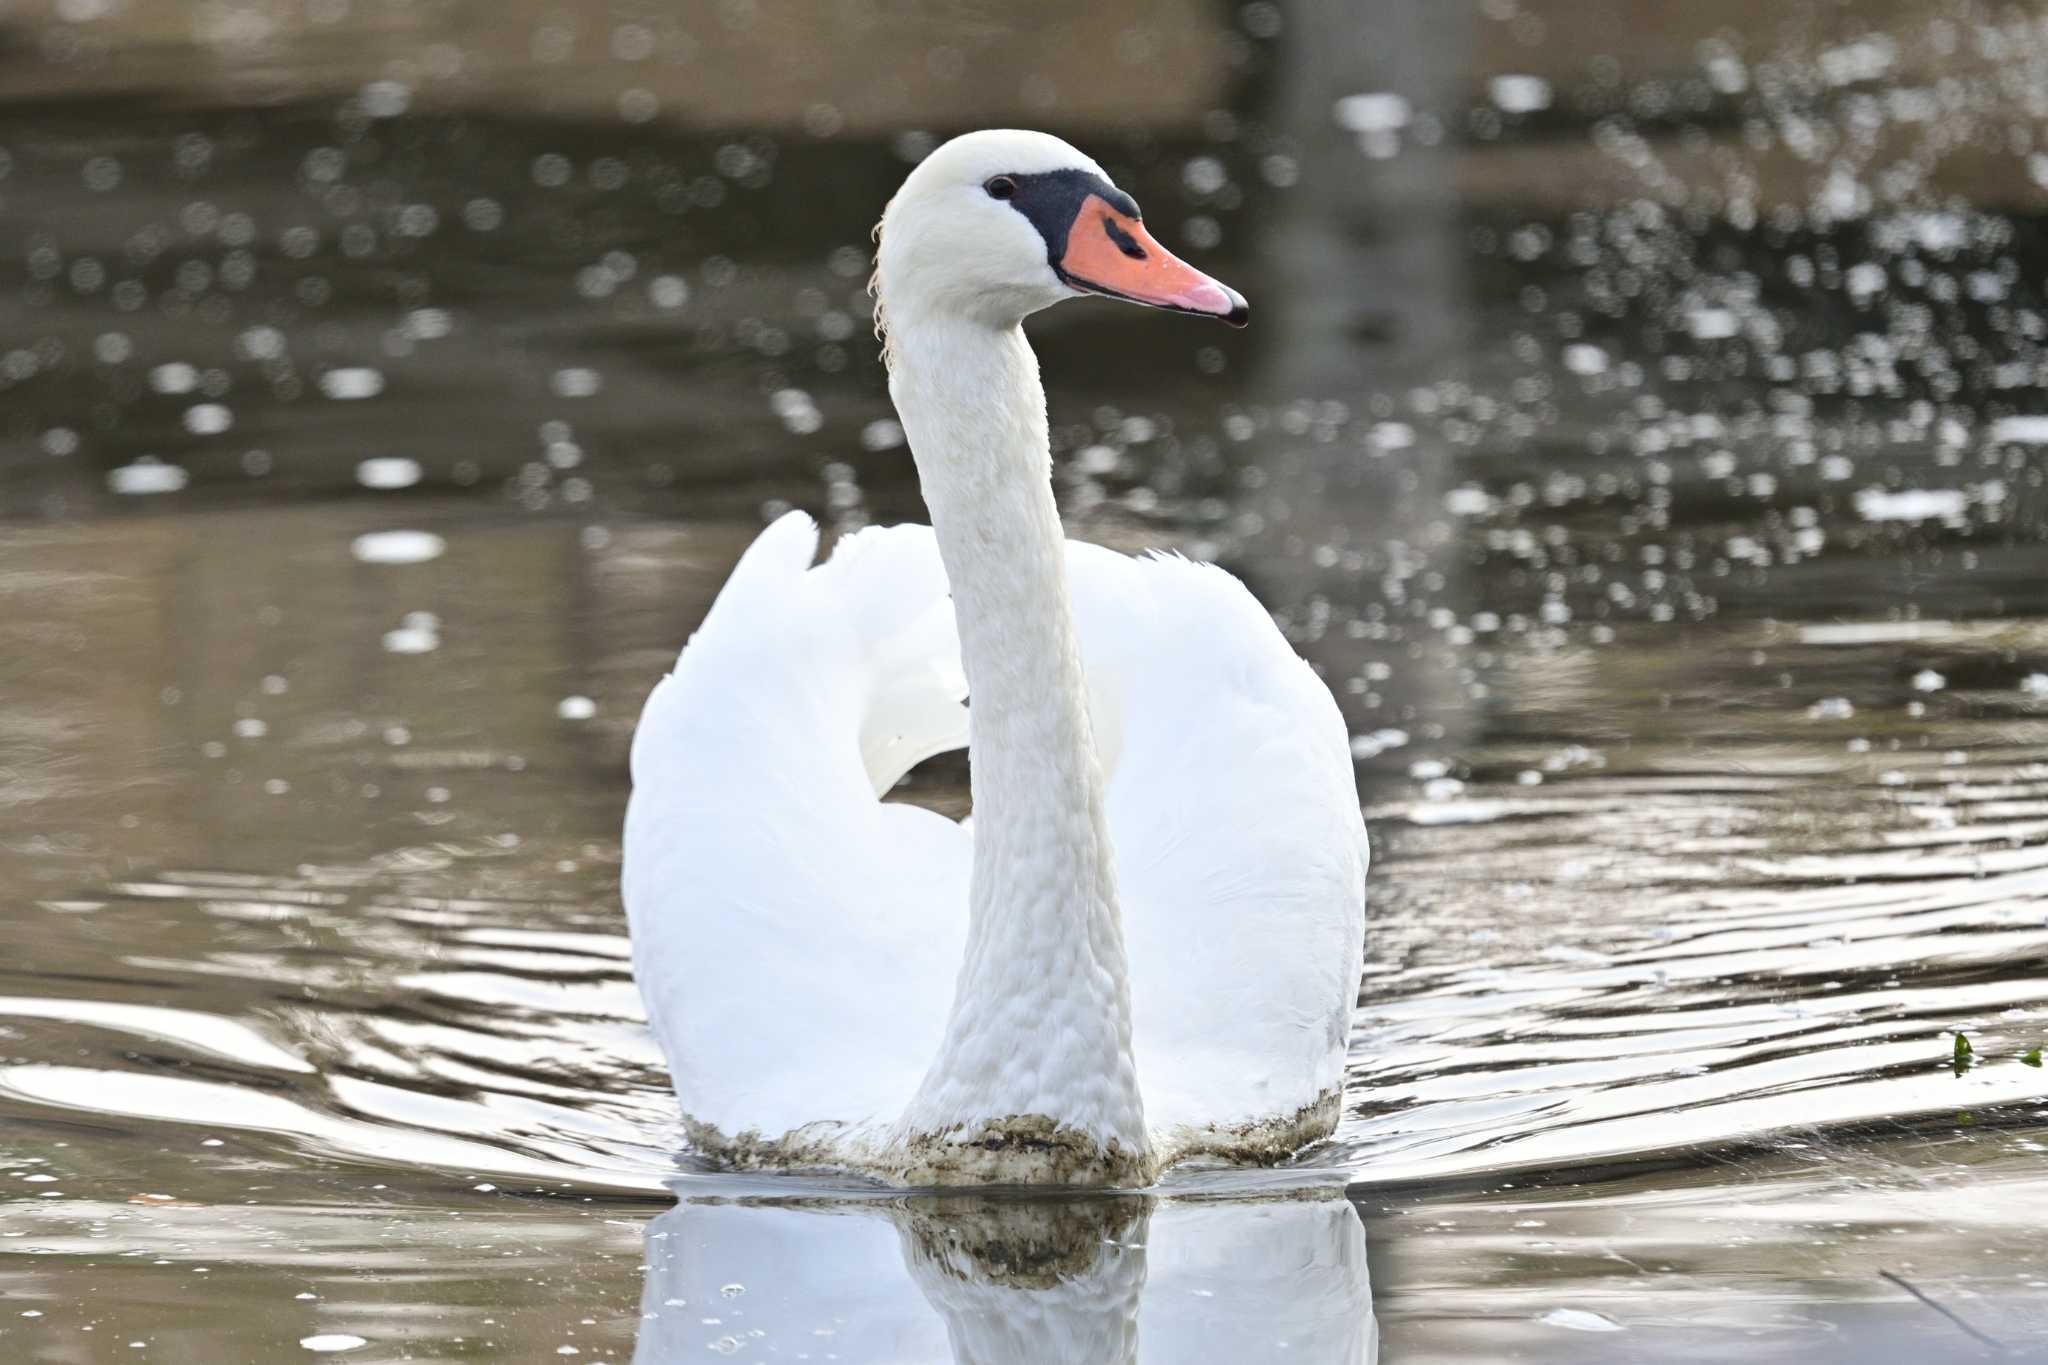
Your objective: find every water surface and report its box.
[6,1,2048,1361]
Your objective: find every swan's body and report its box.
[624,130,1367,1185]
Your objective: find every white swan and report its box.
[623,129,1367,1186]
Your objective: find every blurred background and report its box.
[5,2,2048,1362]
[7,0,2047,804]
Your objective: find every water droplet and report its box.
[149,362,198,394]
[356,458,422,491]
[1489,74,1551,113]
[648,274,690,309]
[183,403,232,435]
[107,459,188,495]
[359,80,411,118]
[1333,92,1409,133]
[351,530,445,565]
[381,611,440,654]
[1853,487,1966,523]
[1990,415,2048,444]
[1443,486,1492,516]
[319,368,385,400]
[1687,308,1738,340]
[551,368,601,398]
[1563,343,1609,375]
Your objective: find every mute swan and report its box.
[624,129,1367,1186]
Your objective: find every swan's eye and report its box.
[984,176,1017,201]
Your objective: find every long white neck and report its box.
[883,308,1151,1182]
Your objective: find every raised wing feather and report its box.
[622,513,970,1147]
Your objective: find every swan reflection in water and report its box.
[633,1187,1376,1363]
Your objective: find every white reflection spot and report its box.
[1853,487,1965,523]
[1538,1308,1622,1332]
[149,362,198,394]
[320,368,386,400]
[108,459,188,495]
[360,79,411,118]
[382,611,441,654]
[356,458,422,490]
[183,403,232,435]
[1333,92,1409,132]
[1990,416,2048,445]
[551,368,602,398]
[351,530,445,564]
[1489,74,1551,113]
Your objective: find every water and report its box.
[6,1,2048,1361]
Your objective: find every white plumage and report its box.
[623,130,1366,1185]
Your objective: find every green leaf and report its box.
[1952,1031,1974,1077]
[2023,1045,2043,1068]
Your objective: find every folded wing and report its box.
[1066,545,1367,1154]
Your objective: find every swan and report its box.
[623,128,1367,1186]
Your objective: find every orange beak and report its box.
[1057,194,1248,327]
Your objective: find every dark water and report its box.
[5,2,2048,1361]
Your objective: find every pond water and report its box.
[5,2,2048,1362]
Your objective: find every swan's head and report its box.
[873,129,1246,341]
